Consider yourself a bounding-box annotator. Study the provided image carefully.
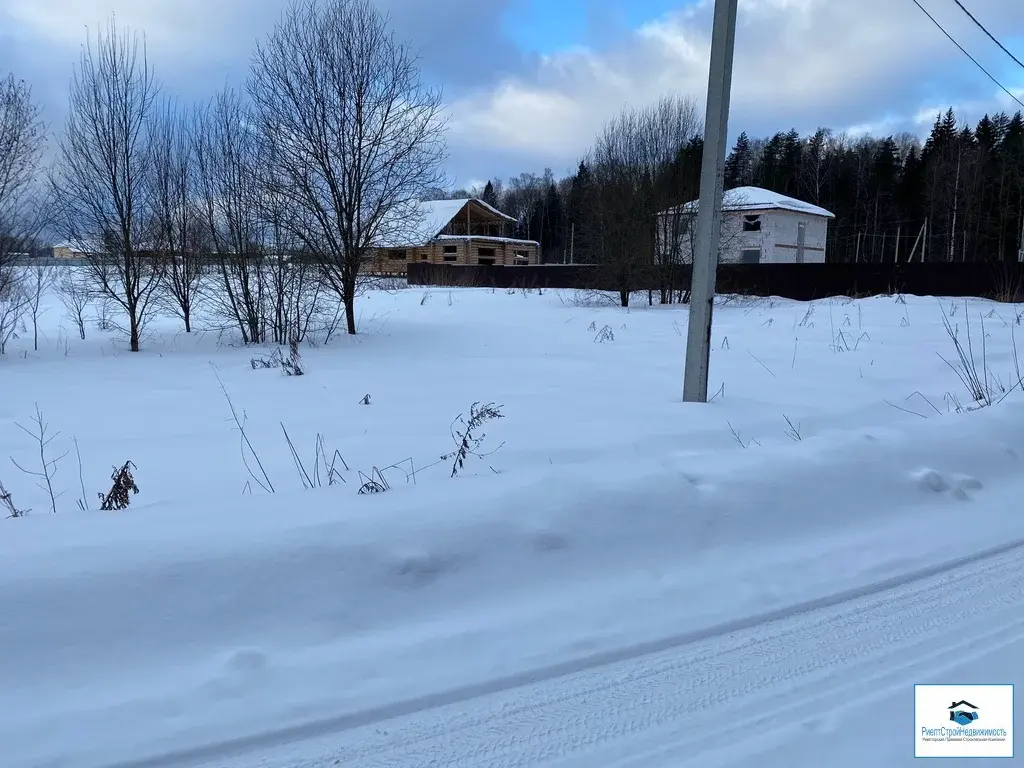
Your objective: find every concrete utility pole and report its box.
[683,0,739,403]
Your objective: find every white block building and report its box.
[657,186,835,264]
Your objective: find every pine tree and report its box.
[481,180,498,208]
[567,161,592,263]
[724,132,752,188]
[541,183,565,263]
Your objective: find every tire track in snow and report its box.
[309,548,1024,767]
[101,536,1024,768]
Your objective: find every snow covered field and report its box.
[1,281,1023,767]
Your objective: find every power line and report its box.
[951,0,1024,73]
[910,0,1024,110]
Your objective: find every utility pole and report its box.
[683,0,739,403]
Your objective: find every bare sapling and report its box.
[24,264,57,351]
[0,269,28,354]
[57,267,91,339]
[11,404,68,514]
[99,461,139,510]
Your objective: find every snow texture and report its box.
[0,285,1022,768]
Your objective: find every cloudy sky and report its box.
[2,0,1024,189]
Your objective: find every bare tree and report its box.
[152,99,204,332]
[50,20,163,351]
[0,73,47,355]
[248,0,447,335]
[582,94,702,307]
[193,90,268,343]
[56,265,91,340]
[0,272,27,354]
[800,128,833,205]
[0,74,46,270]
[21,263,57,351]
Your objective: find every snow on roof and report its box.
[435,235,539,246]
[53,238,101,253]
[676,186,835,219]
[375,198,519,248]
[419,198,517,234]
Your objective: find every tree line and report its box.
[448,107,1024,305]
[4,0,1022,338]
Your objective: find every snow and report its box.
[435,234,540,245]
[1,283,1023,767]
[679,185,836,218]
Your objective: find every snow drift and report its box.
[2,397,1023,768]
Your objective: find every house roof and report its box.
[375,198,519,248]
[676,186,835,219]
[427,198,517,228]
[53,239,100,253]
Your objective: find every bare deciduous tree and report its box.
[57,266,91,340]
[248,0,447,335]
[194,90,268,343]
[51,20,163,351]
[22,263,57,351]
[152,99,204,332]
[582,94,702,307]
[0,73,46,356]
[0,272,27,354]
[0,74,46,268]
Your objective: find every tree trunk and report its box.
[619,289,629,308]
[129,314,141,352]
[344,284,357,334]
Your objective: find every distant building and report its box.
[52,240,95,259]
[365,198,539,274]
[657,186,835,264]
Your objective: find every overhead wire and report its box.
[909,0,1024,110]
[950,0,1024,73]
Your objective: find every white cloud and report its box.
[6,0,1024,183]
[448,0,1024,163]
[2,0,262,53]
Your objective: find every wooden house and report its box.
[366,198,540,274]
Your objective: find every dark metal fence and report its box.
[407,262,1024,301]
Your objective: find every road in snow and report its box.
[105,541,1022,768]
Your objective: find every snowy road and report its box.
[109,539,1024,768]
